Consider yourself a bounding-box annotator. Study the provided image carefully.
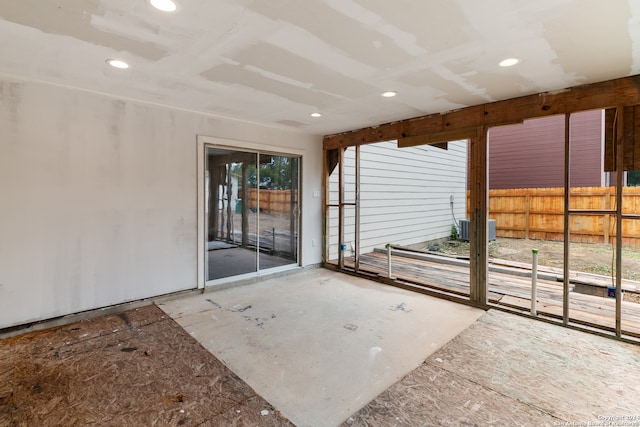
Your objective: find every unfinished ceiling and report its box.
[1,0,639,135]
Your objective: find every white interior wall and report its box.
[0,76,323,329]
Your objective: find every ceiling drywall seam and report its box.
[542,0,632,83]
[456,1,575,92]
[0,72,322,136]
[265,24,376,79]
[250,1,413,69]
[0,0,166,61]
[323,0,426,57]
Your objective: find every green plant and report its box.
[450,224,459,240]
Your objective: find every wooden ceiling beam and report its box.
[398,126,476,148]
[323,74,640,150]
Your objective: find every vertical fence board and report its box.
[246,189,298,214]
[468,187,640,245]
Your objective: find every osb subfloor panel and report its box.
[0,305,292,427]
[343,310,640,426]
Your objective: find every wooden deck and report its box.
[337,250,640,339]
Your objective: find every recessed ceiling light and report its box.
[381,91,397,98]
[150,0,177,12]
[106,59,129,69]
[310,112,322,118]
[499,57,519,67]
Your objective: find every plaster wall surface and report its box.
[0,76,322,329]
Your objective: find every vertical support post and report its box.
[531,249,538,316]
[469,127,488,306]
[197,138,206,288]
[338,147,345,269]
[603,188,611,244]
[563,113,571,325]
[322,151,330,265]
[615,106,624,337]
[241,163,249,248]
[386,244,392,278]
[355,145,361,272]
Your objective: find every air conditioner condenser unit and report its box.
[458,219,496,242]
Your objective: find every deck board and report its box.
[343,251,640,337]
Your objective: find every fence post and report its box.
[603,188,611,244]
[525,194,531,240]
[531,248,538,316]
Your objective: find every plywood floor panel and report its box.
[0,305,292,427]
[342,362,560,426]
[345,310,640,426]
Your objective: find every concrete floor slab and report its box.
[159,268,483,427]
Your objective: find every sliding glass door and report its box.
[205,147,300,281]
[257,154,300,271]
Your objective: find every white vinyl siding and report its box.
[329,140,467,259]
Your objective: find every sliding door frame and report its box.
[197,135,304,289]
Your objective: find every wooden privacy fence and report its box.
[246,188,297,214]
[467,187,640,245]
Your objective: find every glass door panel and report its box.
[205,147,300,282]
[206,148,258,280]
[257,154,300,270]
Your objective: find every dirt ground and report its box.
[431,237,640,282]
